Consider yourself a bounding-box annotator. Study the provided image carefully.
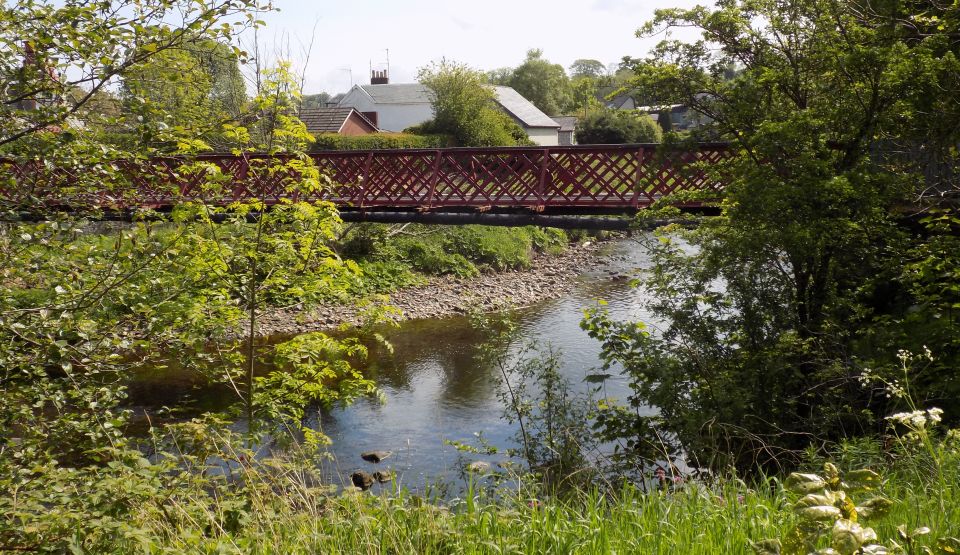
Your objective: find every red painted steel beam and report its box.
[0,143,732,215]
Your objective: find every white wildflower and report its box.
[911,412,927,428]
[886,407,944,432]
[927,407,943,424]
[897,349,911,364]
[886,410,927,429]
[886,379,906,399]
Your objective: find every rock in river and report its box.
[373,470,394,483]
[361,450,392,463]
[351,470,374,490]
[467,461,491,473]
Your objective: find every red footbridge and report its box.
[1,144,732,229]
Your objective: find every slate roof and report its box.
[356,83,433,104]
[493,86,559,129]
[347,83,559,129]
[596,86,638,110]
[552,116,578,132]
[299,107,377,134]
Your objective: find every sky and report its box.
[252,0,703,96]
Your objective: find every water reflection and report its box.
[128,237,660,490]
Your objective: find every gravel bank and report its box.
[254,239,612,337]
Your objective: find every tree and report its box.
[584,0,960,473]
[570,77,604,118]
[416,59,525,147]
[0,3,385,548]
[575,110,661,144]
[0,0,266,158]
[569,58,607,80]
[301,92,332,111]
[486,67,514,85]
[121,39,247,150]
[506,49,574,116]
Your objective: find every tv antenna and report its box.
[338,66,353,87]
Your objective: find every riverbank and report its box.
[254,238,618,336]
[26,437,957,554]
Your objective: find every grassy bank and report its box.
[8,426,956,554]
[339,224,576,297]
[4,222,583,310]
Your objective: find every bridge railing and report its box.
[0,143,733,213]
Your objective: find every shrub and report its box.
[310,133,452,151]
[444,226,534,271]
[405,243,478,278]
[575,110,663,144]
[338,224,569,280]
[351,260,424,295]
[527,226,568,255]
[417,60,524,147]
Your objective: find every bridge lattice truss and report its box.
[0,144,732,215]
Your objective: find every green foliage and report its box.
[753,463,894,555]
[339,224,569,281]
[404,242,478,277]
[0,0,268,157]
[300,91,332,111]
[581,0,960,474]
[470,311,596,489]
[0,59,377,550]
[2,425,956,553]
[121,39,247,151]
[571,77,606,118]
[256,332,379,436]
[443,226,533,271]
[247,62,315,153]
[417,59,524,147]
[867,210,960,410]
[310,132,452,151]
[569,59,608,80]
[501,49,575,116]
[575,110,663,144]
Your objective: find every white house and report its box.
[336,83,435,134]
[336,77,560,146]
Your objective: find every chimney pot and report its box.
[370,69,389,85]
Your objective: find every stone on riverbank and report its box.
[252,239,613,337]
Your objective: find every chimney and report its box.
[370,69,389,85]
[19,41,38,111]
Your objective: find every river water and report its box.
[128,237,660,491]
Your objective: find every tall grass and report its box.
[8,417,957,553]
[110,438,958,554]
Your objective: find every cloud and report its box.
[592,0,643,12]
[450,16,474,31]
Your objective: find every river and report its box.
[128,237,660,492]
